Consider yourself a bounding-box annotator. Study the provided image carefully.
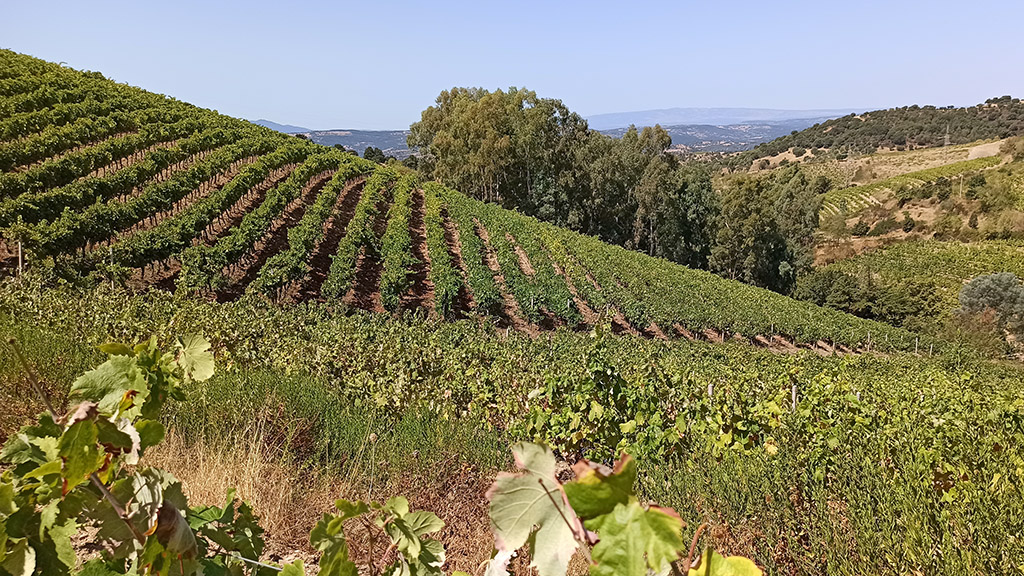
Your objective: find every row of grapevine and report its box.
[477,202,581,325]
[321,166,398,300]
[422,185,465,318]
[175,152,346,292]
[21,136,279,259]
[104,141,314,270]
[379,173,419,311]
[0,70,123,117]
[473,204,565,325]
[0,125,243,229]
[0,103,192,171]
[251,156,375,297]
[821,155,1004,215]
[433,183,501,315]
[0,114,213,198]
[0,87,170,142]
[431,190,925,351]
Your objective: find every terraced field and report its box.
[820,155,1005,216]
[823,239,1024,310]
[0,50,928,353]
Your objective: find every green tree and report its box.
[959,272,1024,337]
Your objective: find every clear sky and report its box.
[2,0,1022,130]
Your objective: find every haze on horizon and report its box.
[2,0,1022,130]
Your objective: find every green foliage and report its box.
[409,87,718,271]
[486,445,756,576]
[379,174,420,312]
[2,283,1022,575]
[739,98,1024,163]
[321,166,398,300]
[711,167,820,293]
[959,272,1024,337]
[821,155,1002,217]
[422,185,464,319]
[251,156,375,298]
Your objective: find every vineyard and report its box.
[822,239,1024,310]
[0,50,930,354]
[820,155,1005,216]
[2,48,1024,576]
[2,283,1023,575]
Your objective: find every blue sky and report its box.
[2,0,1022,130]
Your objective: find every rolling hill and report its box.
[3,48,1024,576]
[585,106,862,130]
[736,96,1024,165]
[0,49,932,354]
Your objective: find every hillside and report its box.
[0,49,930,354]
[820,239,1024,311]
[585,106,861,130]
[2,49,1024,576]
[734,96,1024,167]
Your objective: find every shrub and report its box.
[868,217,899,236]
[902,212,916,232]
[959,272,1024,337]
[851,219,871,236]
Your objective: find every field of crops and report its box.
[2,283,1022,575]
[823,239,1024,309]
[0,49,931,354]
[820,155,1004,216]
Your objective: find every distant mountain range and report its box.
[251,119,311,134]
[251,107,864,157]
[603,117,838,153]
[584,107,864,131]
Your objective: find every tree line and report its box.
[407,87,819,293]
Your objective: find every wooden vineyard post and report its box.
[791,379,798,412]
[17,241,23,277]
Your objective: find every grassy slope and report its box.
[2,282,1023,574]
[0,49,934,353]
[823,239,1024,309]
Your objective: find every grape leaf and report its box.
[68,355,148,419]
[134,419,165,452]
[57,420,105,490]
[1,538,35,576]
[97,343,133,357]
[586,502,684,576]
[281,560,306,576]
[153,501,198,559]
[175,334,214,382]
[563,455,636,519]
[310,513,357,576]
[485,442,582,576]
[688,547,763,576]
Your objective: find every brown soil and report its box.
[472,219,536,336]
[549,256,599,327]
[286,177,368,302]
[400,189,436,314]
[645,322,669,341]
[508,236,536,276]
[117,155,261,239]
[216,170,336,301]
[344,192,393,313]
[439,209,475,315]
[135,164,300,291]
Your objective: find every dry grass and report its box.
[149,428,337,564]
[148,425,532,574]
